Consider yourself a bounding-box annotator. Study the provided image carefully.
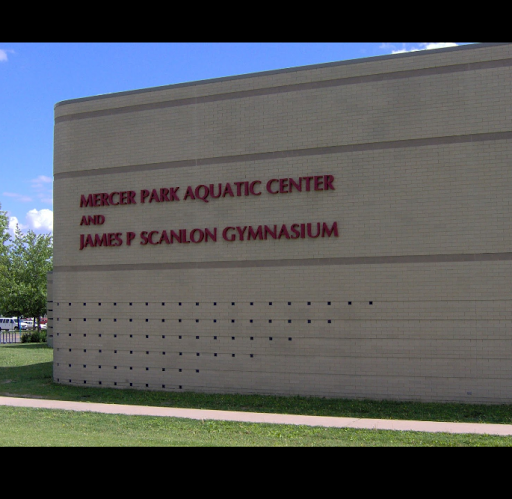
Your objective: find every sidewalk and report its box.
[2,396,512,436]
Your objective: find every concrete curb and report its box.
[2,396,512,436]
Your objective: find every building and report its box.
[51,42,512,403]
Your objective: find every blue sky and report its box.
[0,42,475,236]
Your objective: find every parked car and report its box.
[40,324,47,330]
[0,317,18,331]
[23,320,35,329]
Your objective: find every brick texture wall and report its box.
[51,43,512,403]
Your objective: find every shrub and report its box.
[21,329,47,343]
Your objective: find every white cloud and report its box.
[26,208,53,233]
[2,176,53,211]
[390,42,459,54]
[3,192,33,203]
[6,210,53,236]
[31,175,53,188]
[8,216,26,236]
[422,42,459,50]
[0,49,14,62]
[37,195,54,205]
[31,176,53,205]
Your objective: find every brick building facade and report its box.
[51,43,512,403]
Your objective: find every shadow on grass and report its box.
[1,343,48,349]
[0,362,52,380]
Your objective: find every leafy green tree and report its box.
[0,204,16,327]
[0,203,10,252]
[0,203,12,314]
[0,214,52,330]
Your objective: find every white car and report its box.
[0,317,18,331]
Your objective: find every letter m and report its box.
[247,226,264,241]
[322,222,339,238]
[80,194,94,207]
[94,234,108,247]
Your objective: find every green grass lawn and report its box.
[2,405,512,447]
[2,343,512,446]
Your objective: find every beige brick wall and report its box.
[46,272,53,347]
[52,43,512,403]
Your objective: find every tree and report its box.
[0,203,10,264]
[0,213,52,330]
[0,203,13,317]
